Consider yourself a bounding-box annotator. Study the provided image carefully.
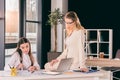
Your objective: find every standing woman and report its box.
[4,37,40,72]
[45,11,88,72]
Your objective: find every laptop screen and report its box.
[56,58,73,72]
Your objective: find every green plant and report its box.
[47,8,64,26]
[47,8,64,52]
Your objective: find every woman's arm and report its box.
[28,57,40,72]
[77,30,88,72]
[4,52,20,70]
[33,58,40,70]
[57,48,67,60]
[78,30,87,68]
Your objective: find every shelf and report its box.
[85,29,112,59]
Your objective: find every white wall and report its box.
[51,0,68,52]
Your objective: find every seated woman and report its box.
[4,37,40,72]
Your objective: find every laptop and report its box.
[42,58,73,75]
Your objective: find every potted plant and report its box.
[47,8,64,52]
[47,8,64,61]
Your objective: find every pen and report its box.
[8,64,15,69]
[28,70,34,73]
[31,71,34,73]
[8,64,11,69]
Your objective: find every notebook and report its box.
[42,58,73,75]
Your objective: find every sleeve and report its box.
[78,30,87,68]
[56,48,67,60]
[33,57,40,70]
[44,44,67,71]
[4,52,20,71]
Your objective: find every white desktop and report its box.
[0,69,112,80]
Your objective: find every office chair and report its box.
[112,49,120,80]
[115,49,120,59]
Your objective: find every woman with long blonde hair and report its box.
[45,11,88,72]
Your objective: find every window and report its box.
[5,0,19,43]
[5,0,19,66]
[26,0,39,56]
[26,23,37,53]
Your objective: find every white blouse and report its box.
[45,30,87,70]
[4,52,40,71]
[57,30,87,69]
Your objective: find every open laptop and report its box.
[42,58,73,74]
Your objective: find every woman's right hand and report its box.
[17,63,24,70]
[49,59,59,66]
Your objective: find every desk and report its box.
[86,58,120,80]
[0,70,111,80]
[86,58,120,67]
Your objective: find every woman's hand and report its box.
[80,67,89,72]
[49,59,59,66]
[17,63,24,70]
[28,66,36,73]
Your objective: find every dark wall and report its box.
[68,0,120,58]
[41,0,51,69]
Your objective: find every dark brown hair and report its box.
[16,37,34,66]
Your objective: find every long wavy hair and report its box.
[16,37,34,66]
